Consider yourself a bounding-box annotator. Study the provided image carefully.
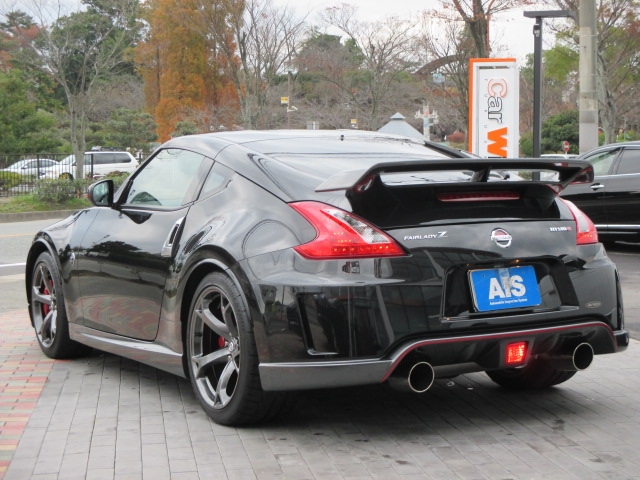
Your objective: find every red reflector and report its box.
[505,341,528,366]
[437,191,520,202]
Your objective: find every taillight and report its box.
[290,201,406,260]
[560,198,598,245]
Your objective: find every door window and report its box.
[126,149,206,207]
[585,149,619,176]
[615,149,640,175]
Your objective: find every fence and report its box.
[0,152,143,197]
[0,154,71,197]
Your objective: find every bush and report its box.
[103,171,130,190]
[32,178,92,204]
[0,172,26,194]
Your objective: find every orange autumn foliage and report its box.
[135,0,238,141]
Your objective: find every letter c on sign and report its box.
[488,78,508,98]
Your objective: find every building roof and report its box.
[377,113,426,140]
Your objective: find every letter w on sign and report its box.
[487,127,508,157]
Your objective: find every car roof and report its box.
[578,141,640,159]
[160,130,472,202]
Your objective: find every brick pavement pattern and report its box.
[1,308,639,480]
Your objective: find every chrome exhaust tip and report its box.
[388,361,435,393]
[545,342,594,371]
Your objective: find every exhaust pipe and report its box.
[388,361,435,393]
[544,342,594,372]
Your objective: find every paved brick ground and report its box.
[1,308,639,480]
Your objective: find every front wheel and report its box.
[186,272,288,425]
[486,358,576,389]
[59,172,73,180]
[30,252,90,358]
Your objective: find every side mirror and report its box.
[88,179,114,207]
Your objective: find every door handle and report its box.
[161,217,185,257]
[590,184,604,191]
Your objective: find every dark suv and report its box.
[561,141,640,242]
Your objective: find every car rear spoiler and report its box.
[315,158,593,193]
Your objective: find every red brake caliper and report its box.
[42,286,50,316]
[217,336,226,348]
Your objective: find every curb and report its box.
[0,210,75,223]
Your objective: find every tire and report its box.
[30,252,91,358]
[186,272,288,425]
[59,172,73,180]
[486,358,576,390]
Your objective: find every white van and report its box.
[41,151,139,180]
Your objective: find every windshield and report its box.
[8,160,29,168]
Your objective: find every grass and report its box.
[0,194,91,213]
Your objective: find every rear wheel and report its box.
[486,358,576,389]
[186,272,288,425]
[30,252,90,358]
[59,172,73,180]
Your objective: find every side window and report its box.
[94,154,112,165]
[615,149,640,175]
[126,149,205,207]
[114,153,132,164]
[199,162,233,199]
[586,149,619,176]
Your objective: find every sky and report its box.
[288,0,567,64]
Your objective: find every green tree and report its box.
[552,0,640,143]
[14,0,141,178]
[171,120,198,137]
[520,110,579,156]
[103,108,157,150]
[0,69,61,154]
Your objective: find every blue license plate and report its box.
[469,265,541,312]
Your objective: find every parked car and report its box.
[39,151,138,179]
[2,158,58,177]
[25,130,628,425]
[560,141,640,242]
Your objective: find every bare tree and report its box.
[415,14,471,134]
[192,0,306,129]
[435,0,531,57]
[317,4,421,130]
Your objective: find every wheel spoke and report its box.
[39,310,56,343]
[32,285,52,307]
[219,297,239,337]
[198,302,230,339]
[192,348,231,378]
[215,358,239,407]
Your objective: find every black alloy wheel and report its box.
[186,272,288,425]
[30,252,89,358]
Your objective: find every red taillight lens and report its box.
[560,198,598,245]
[505,341,528,366]
[290,201,406,260]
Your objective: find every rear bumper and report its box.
[258,321,627,391]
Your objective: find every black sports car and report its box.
[561,141,640,242]
[26,130,629,425]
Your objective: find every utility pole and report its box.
[579,0,598,153]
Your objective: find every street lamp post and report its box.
[523,10,575,160]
